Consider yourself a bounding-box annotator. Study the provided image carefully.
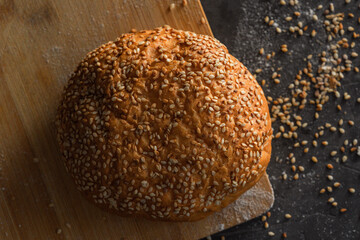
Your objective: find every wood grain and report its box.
[0,0,273,239]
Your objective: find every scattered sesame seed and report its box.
[344,92,351,100]
[283,173,288,180]
[264,222,269,228]
[293,173,299,180]
[311,30,317,37]
[264,16,270,23]
[311,156,318,163]
[329,3,335,12]
[327,164,334,169]
[259,48,264,55]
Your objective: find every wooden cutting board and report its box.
[0,0,274,239]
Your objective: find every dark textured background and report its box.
[201,0,360,239]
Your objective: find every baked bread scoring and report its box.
[56,26,272,221]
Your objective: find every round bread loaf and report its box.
[56,26,272,221]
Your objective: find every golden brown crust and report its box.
[56,26,272,221]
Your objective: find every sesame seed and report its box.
[311,156,318,163]
[169,3,176,10]
[259,48,264,55]
[264,222,269,228]
[327,164,334,169]
[282,173,288,180]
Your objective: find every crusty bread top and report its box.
[56,26,272,221]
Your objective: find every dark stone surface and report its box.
[201,0,360,239]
